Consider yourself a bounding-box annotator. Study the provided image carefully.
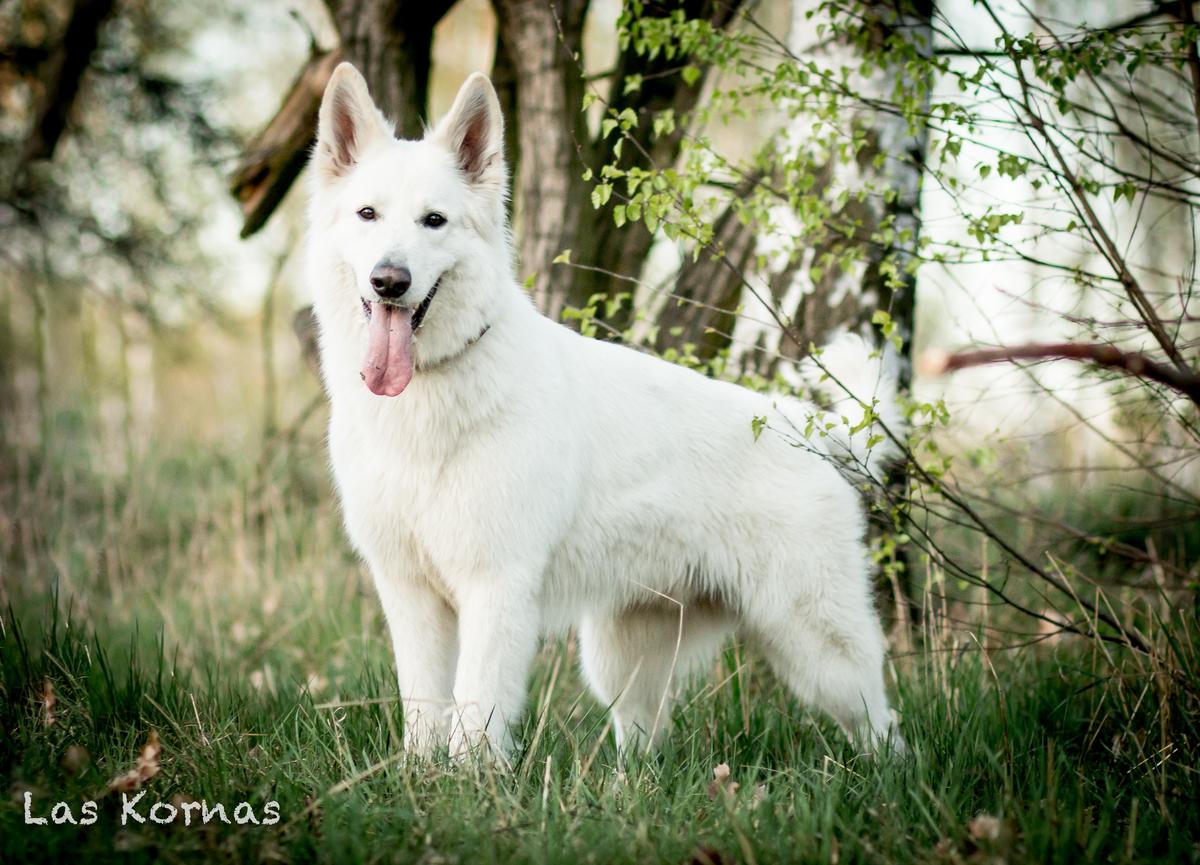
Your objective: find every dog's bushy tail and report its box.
[797,331,907,485]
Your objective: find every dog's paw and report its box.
[450,729,510,767]
[447,711,513,770]
[402,708,450,759]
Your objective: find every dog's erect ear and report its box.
[430,73,505,192]
[315,63,391,181]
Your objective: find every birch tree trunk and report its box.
[728,0,931,380]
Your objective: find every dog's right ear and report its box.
[315,63,391,182]
[430,73,506,195]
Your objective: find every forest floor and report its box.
[1,432,1196,864]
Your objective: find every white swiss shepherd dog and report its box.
[307,63,907,763]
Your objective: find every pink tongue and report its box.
[362,303,414,396]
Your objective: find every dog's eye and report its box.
[421,212,447,229]
[357,207,377,222]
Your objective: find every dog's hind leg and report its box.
[743,553,903,754]
[580,602,732,751]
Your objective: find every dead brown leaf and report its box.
[107,731,162,793]
[689,844,729,865]
[61,744,90,776]
[706,763,740,800]
[968,813,1004,842]
[959,812,1018,864]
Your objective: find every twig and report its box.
[980,0,1189,373]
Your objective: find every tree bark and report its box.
[489,21,521,224]
[858,0,932,391]
[562,0,748,325]
[230,49,342,238]
[492,0,591,316]
[848,0,932,630]
[654,177,761,361]
[324,0,456,138]
[486,0,748,321]
[730,0,931,378]
[13,0,116,185]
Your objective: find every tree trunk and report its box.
[857,0,931,631]
[324,0,456,138]
[856,0,931,383]
[9,0,116,193]
[724,0,930,379]
[561,0,748,325]
[489,21,520,224]
[487,0,747,322]
[653,176,761,361]
[492,0,591,317]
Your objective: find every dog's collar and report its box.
[415,322,491,372]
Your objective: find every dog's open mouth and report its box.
[360,279,439,329]
[359,280,440,397]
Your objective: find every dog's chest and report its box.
[326,405,447,552]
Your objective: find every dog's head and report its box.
[310,63,508,396]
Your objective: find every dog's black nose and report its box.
[370,263,412,299]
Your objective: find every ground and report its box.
[1,432,1196,864]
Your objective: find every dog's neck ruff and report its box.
[410,276,493,372]
[415,321,491,372]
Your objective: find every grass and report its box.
[1,417,1198,864]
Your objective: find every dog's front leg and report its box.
[448,579,540,765]
[374,574,458,757]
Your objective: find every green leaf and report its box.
[590,184,612,209]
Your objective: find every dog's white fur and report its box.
[307,64,905,759]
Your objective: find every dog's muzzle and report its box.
[361,278,440,332]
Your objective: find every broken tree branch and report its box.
[928,341,1200,406]
[229,48,342,238]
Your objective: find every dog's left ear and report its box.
[431,73,506,192]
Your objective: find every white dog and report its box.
[307,63,906,761]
